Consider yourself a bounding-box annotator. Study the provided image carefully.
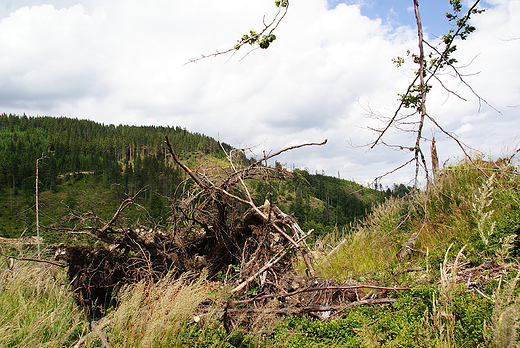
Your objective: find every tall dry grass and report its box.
[80,270,222,347]
[487,271,520,347]
[430,244,466,348]
[0,261,86,347]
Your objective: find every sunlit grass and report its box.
[315,155,520,283]
[313,196,411,282]
[0,261,86,347]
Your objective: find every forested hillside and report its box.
[0,114,400,239]
[0,113,234,195]
[253,168,409,237]
[0,114,238,237]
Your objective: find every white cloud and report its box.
[0,0,519,186]
[456,123,474,134]
[0,4,109,108]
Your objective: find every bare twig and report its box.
[369,75,420,149]
[101,187,147,234]
[391,267,425,279]
[1,254,67,268]
[185,1,289,65]
[225,139,327,188]
[74,318,113,348]
[329,298,399,320]
[235,284,409,304]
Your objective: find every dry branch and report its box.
[331,298,399,317]
[1,254,67,268]
[100,187,147,235]
[165,136,210,191]
[224,139,327,188]
[235,285,409,305]
[228,298,398,316]
[74,318,113,348]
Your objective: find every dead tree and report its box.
[164,136,325,284]
[54,137,326,309]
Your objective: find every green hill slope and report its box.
[0,114,387,238]
[0,114,237,237]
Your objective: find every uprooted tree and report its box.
[53,136,407,323]
[54,138,324,307]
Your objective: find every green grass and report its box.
[313,157,520,280]
[0,262,87,347]
[1,156,519,347]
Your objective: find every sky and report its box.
[0,0,519,187]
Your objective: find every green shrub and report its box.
[452,291,493,347]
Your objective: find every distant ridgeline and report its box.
[0,114,408,239]
[0,113,236,196]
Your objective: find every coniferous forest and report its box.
[0,113,233,195]
[0,114,236,237]
[0,113,399,239]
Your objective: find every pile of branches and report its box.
[53,136,406,322]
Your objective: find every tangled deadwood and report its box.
[54,137,408,325]
[54,138,325,309]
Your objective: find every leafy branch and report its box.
[185,1,289,65]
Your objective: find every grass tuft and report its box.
[0,261,86,347]
[314,196,412,282]
[85,271,216,347]
[488,271,520,347]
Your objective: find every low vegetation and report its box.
[0,262,86,347]
[1,154,519,347]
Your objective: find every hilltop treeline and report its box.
[0,114,236,196]
[0,114,409,238]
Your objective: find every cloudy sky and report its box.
[1,0,519,186]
